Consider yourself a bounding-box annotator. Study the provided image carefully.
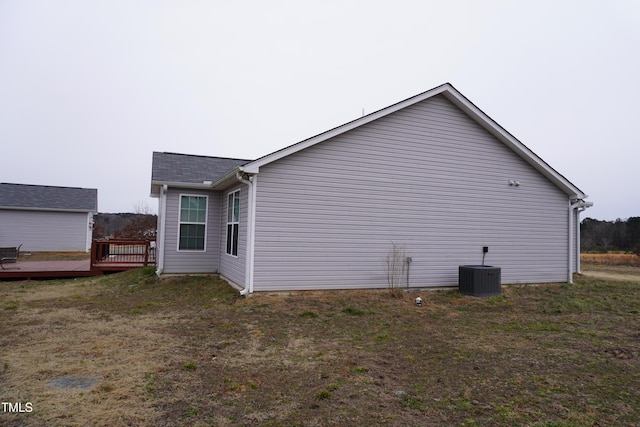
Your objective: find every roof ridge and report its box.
[157,151,252,162]
[0,182,95,191]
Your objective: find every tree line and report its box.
[581,217,640,253]
[93,213,157,240]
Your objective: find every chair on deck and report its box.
[0,244,22,270]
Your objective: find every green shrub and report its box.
[314,389,332,400]
[182,362,197,371]
[342,307,365,316]
[299,311,319,318]
[3,301,19,310]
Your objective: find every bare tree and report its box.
[133,200,154,215]
[386,242,407,296]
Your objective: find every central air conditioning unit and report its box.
[458,265,501,297]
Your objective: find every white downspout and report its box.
[86,212,94,252]
[236,172,257,296]
[156,185,168,276]
[248,175,257,293]
[575,208,581,275]
[568,200,579,284]
[568,199,593,283]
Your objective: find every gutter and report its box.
[235,170,257,295]
[150,180,215,197]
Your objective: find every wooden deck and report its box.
[0,258,156,280]
[0,259,97,279]
[0,240,156,280]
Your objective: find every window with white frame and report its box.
[179,195,207,251]
[226,190,240,256]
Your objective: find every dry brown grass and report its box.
[581,252,640,267]
[2,266,640,426]
[0,276,174,426]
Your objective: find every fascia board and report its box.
[151,180,216,193]
[241,84,451,174]
[232,82,586,200]
[210,167,243,190]
[441,89,586,199]
[0,206,96,213]
[151,169,245,195]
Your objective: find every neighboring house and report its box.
[150,83,592,294]
[0,183,97,252]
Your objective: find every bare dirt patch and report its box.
[581,270,640,282]
[582,261,640,282]
[2,266,640,426]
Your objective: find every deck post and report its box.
[90,240,98,272]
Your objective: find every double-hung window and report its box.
[226,190,240,256]
[179,195,207,251]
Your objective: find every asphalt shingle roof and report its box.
[0,183,98,212]
[151,152,250,184]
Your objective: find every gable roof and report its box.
[0,183,98,212]
[151,152,250,195]
[152,83,587,200]
[238,83,586,199]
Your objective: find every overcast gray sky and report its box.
[1,1,638,220]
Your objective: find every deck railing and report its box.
[91,239,156,270]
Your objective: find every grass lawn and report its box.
[1,264,639,426]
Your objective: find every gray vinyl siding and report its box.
[219,185,247,286]
[252,94,570,291]
[161,188,221,274]
[0,210,90,252]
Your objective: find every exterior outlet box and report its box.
[458,265,501,297]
